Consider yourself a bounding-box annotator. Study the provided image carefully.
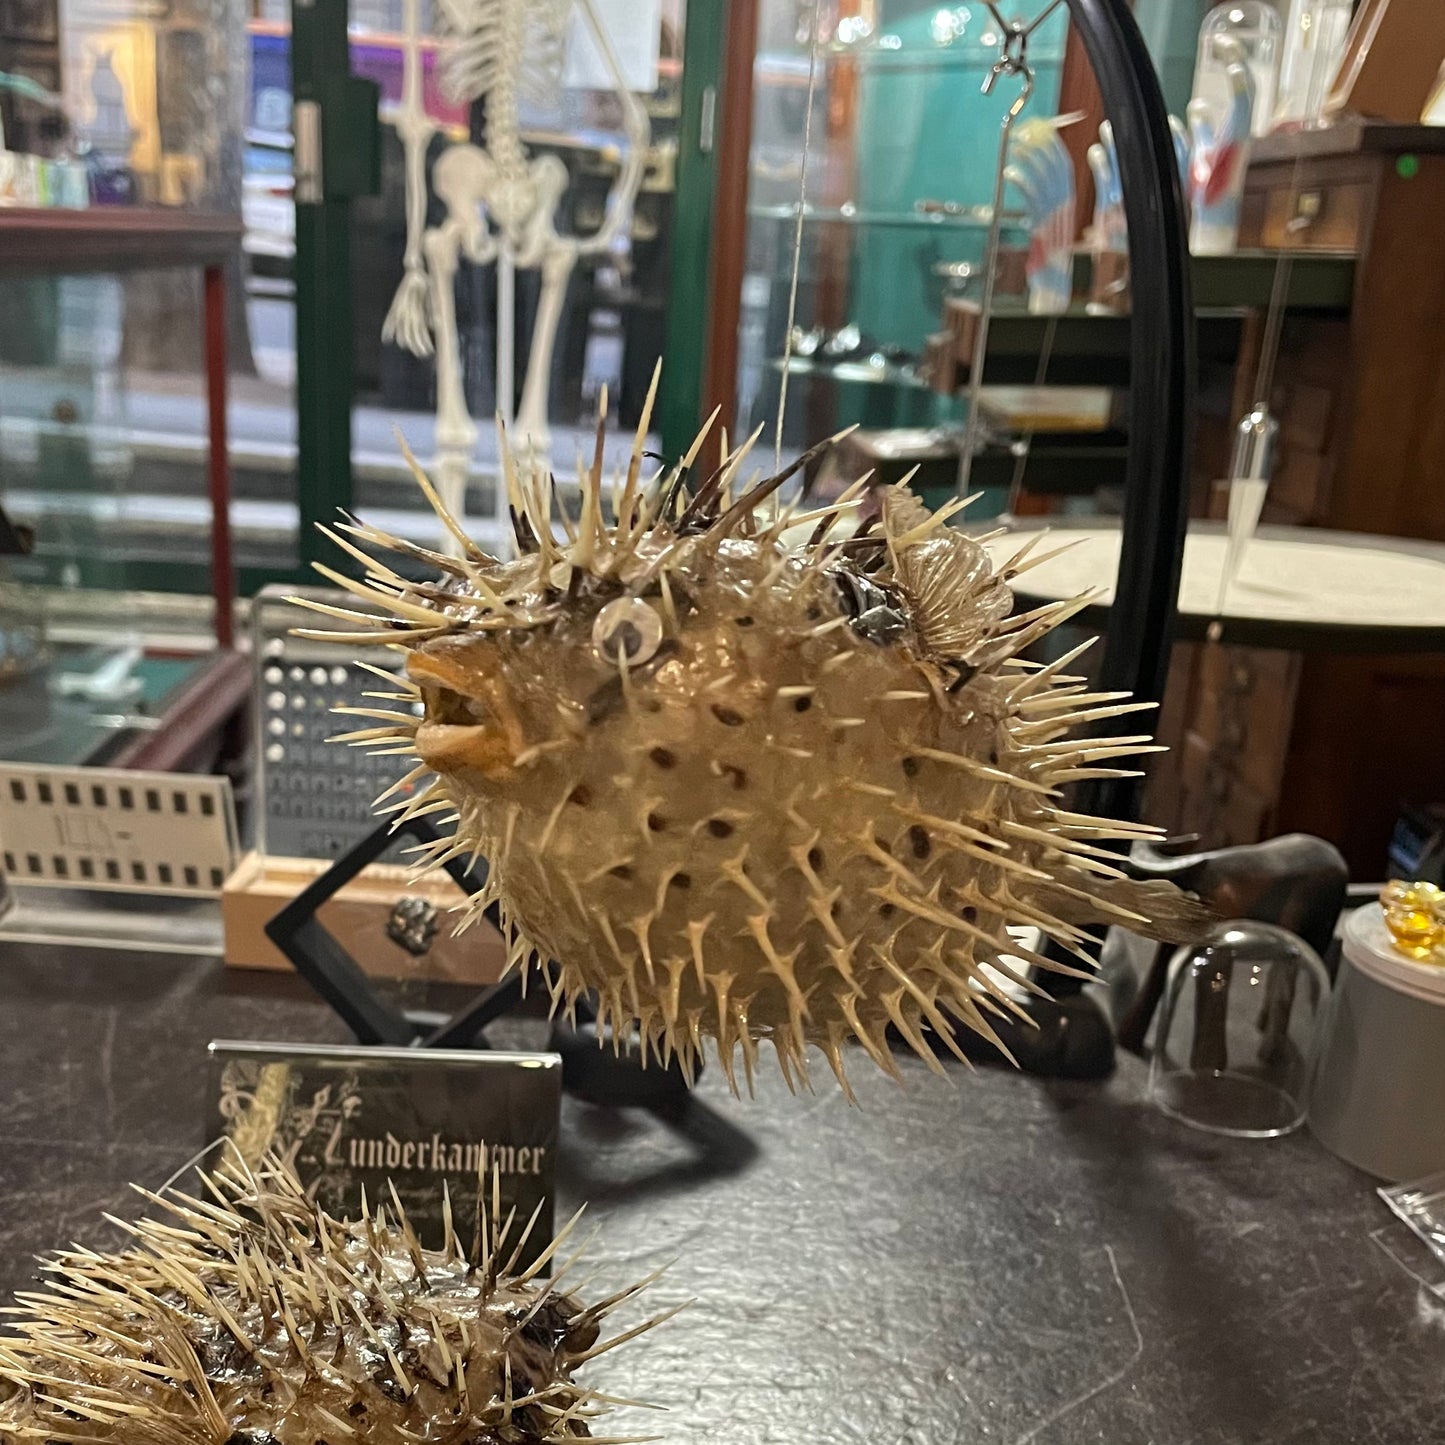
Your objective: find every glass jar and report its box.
[1150,920,1329,1137]
[1192,1,1283,138]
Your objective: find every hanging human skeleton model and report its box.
[382,0,649,526]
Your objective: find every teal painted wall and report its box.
[850,1,1067,352]
[1134,0,1211,116]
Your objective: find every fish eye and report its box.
[592,597,664,668]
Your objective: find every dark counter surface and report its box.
[1,943,1440,1444]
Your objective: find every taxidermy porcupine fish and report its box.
[292,379,1208,1096]
[0,1152,675,1445]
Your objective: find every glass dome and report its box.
[1149,920,1329,1137]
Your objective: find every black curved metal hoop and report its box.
[1064,0,1196,824]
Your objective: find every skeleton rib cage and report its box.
[435,0,572,171]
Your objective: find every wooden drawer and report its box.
[1240,153,1380,253]
[1240,179,1373,252]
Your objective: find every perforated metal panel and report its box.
[252,585,427,861]
[0,763,238,896]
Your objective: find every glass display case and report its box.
[0,570,248,779]
[0,268,130,596]
[0,209,250,775]
[737,0,1067,455]
[0,0,256,631]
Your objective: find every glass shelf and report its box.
[747,203,1020,229]
[739,0,1069,456]
[756,42,1066,76]
[766,354,930,390]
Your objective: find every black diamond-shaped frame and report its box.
[264,813,551,1049]
[268,814,702,1103]
[263,814,703,1108]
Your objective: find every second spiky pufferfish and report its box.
[295,408,1208,1096]
[0,1153,671,1445]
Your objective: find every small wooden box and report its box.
[222,850,507,985]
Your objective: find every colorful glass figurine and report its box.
[1005,116,1077,315]
[1188,45,1255,255]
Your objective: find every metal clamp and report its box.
[984,17,1032,94]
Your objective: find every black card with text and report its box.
[207,1040,562,1271]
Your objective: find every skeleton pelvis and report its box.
[433,145,569,250]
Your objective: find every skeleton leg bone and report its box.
[511,156,575,468]
[421,145,502,554]
[423,216,479,552]
[513,243,575,465]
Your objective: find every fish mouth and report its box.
[407,651,520,776]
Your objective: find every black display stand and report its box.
[264,815,695,1107]
[1065,0,1196,817]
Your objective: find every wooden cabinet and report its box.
[1240,120,1445,542]
[1152,122,1445,875]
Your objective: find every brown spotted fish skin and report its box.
[291,382,1210,1096]
[0,1155,673,1445]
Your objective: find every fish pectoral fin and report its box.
[1032,867,1217,945]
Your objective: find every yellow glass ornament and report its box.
[1381,880,1445,961]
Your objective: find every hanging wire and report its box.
[1005,312,1059,514]
[774,8,825,470]
[1251,143,1311,410]
[1208,145,1310,627]
[958,15,1036,494]
[993,0,1066,35]
[953,1,1078,497]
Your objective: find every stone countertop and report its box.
[1,942,1441,1445]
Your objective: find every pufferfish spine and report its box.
[292,371,1209,1099]
[0,1153,675,1445]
